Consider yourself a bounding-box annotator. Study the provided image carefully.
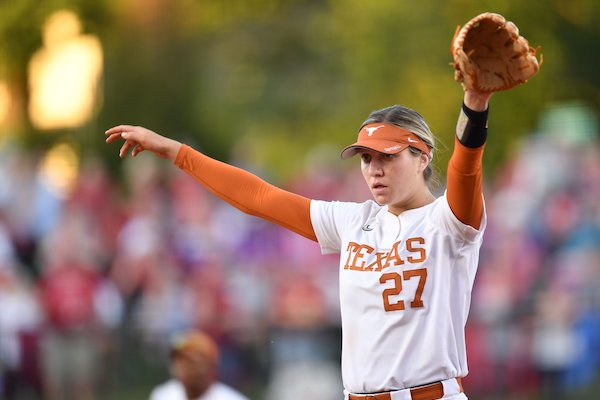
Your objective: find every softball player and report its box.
[106,88,491,399]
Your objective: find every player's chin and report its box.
[370,193,390,206]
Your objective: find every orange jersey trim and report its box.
[174,145,317,241]
[446,138,484,229]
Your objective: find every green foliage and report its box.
[1,0,599,180]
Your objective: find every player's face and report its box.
[359,148,428,214]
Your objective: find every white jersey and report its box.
[149,379,249,400]
[310,194,485,394]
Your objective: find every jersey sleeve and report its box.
[446,138,485,230]
[310,200,370,254]
[434,192,486,243]
[174,145,317,241]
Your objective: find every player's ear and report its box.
[418,152,430,173]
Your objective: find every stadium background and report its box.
[0,0,599,399]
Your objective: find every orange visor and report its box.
[341,123,431,159]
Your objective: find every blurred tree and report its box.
[0,0,598,181]
[0,0,45,135]
[0,0,111,154]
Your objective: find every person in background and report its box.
[149,330,249,400]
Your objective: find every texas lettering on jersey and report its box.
[343,237,426,271]
[343,237,428,312]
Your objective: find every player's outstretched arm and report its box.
[105,125,317,241]
[105,125,182,161]
[447,12,539,229]
[445,89,492,230]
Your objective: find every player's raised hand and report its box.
[105,125,182,161]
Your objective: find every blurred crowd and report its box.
[0,113,599,400]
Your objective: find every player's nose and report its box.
[368,159,384,176]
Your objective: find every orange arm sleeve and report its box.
[446,138,485,229]
[174,145,317,241]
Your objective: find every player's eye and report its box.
[360,153,371,163]
[383,153,395,161]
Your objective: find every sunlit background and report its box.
[0,1,599,399]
